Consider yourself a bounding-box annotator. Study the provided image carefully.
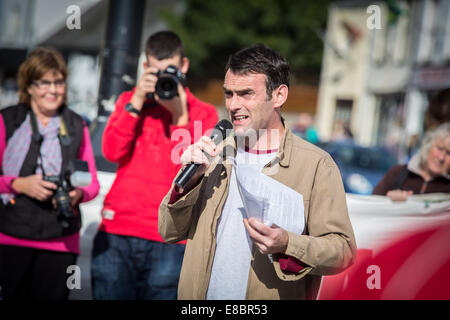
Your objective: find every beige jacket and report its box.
[159,127,356,300]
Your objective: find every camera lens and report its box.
[156,76,178,100]
[54,188,74,227]
[161,79,175,91]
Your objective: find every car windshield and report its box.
[338,145,396,171]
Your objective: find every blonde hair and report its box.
[17,47,68,106]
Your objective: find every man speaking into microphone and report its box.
[159,44,356,300]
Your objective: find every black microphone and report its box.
[175,119,233,189]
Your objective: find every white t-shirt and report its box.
[206,147,277,300]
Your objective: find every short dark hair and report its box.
[145,30,185,60]
[225,44,290,99]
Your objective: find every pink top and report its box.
[0,114,100,254]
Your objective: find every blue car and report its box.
[316,141,398,195]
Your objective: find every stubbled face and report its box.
[224,71,276,136]
[27,70,65,115]
[427,136,450,176]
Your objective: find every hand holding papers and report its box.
[233,161,305,236]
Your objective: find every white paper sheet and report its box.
[233,161,305,235]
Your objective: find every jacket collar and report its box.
[407,154,422,176]
[407,154,450,181]
[277,124,292,168]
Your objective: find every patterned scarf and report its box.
[1,113,62,204]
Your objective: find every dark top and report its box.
[0,104,84,240]
[372,164,450,195]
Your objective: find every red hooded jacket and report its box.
[100,88,218,243]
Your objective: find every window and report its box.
[374,95,405,156]
[431,0,450,64]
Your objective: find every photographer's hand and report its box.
[155,82,189,126]
[130,64,189,125]
[11,174,57,202]
[129,65,158,116]
[69,188,83,207]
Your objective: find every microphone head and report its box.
[175,119,233,189]
[211,119,233,144]
[215,119,233,132]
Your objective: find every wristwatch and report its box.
[125,103,141,116]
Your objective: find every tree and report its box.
[161,0,331,84]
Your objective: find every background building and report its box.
[0,0,322,127]
[316,0,450,161]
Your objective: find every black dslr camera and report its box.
[43,160,91,227]
[148,65,186,100]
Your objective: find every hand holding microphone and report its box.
[176,120,232,191]
[178,136,217,189]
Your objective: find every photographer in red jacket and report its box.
[91,31,218,300]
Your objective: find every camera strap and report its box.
[28,109,71,176]
[58,114,71,147]
[29,109,47,176]
[29,108,43,144]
